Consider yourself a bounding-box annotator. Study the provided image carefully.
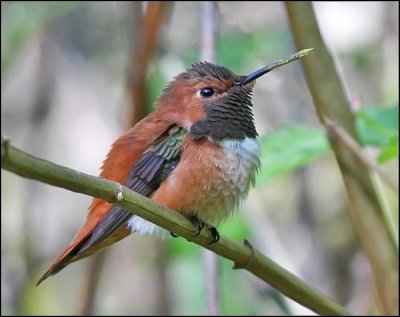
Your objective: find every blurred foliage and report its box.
[1,2,80,75]
[356,105,399,163]
[355,105,399,250]
[169,30,288,71]
[254,105,399,186]
[257,124,331,186]
[146,28,293,108]
[216,29,292,73]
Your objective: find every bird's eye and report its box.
[197,87,215,98]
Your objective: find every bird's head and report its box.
[157,49,315,142]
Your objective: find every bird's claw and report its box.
[188,216,220,244]
[208,226,220,244]
[189,216,205,236]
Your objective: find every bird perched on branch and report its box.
[37,49,314,285]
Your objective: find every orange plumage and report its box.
[38,114,174,282]
[38,61,263,284]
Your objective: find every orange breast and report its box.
[151,135,260,226]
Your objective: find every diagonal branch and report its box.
[1,138,350,316]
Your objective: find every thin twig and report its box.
[200,2,220,315]
[1,139,350,316]
[78,252,107,315]
[323,117,398,194]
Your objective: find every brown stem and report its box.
[126,1,168,128]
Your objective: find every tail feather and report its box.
[36,225,131,285]
[36,237,89,285]
[36,116,171,285]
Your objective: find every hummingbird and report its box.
[37,48,314,285]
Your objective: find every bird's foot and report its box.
[189,215,205,236]
[208,226,220,244]
[188,216,220,244]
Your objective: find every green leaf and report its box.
[355,105,398,146]
[355,105,399,164]
[256,124,331,186]
[378,136,399,163]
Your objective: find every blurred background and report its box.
[1,1,398,315]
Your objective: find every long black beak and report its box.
[239,48,315,85]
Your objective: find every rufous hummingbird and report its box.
[37,48,314,285]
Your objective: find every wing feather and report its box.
[76,126,185,254]
[38,115,184,283]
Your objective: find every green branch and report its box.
[1,138,350,316]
